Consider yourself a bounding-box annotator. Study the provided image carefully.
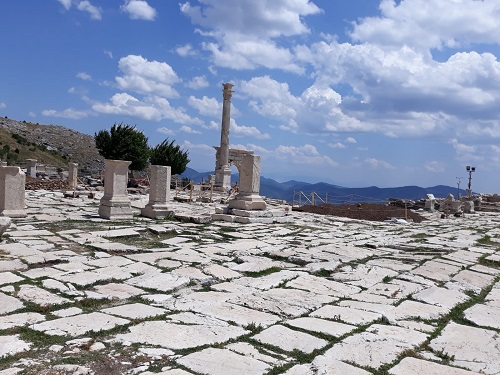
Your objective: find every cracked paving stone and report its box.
[252,325,329,354]
[0,335,31,358]
[388,357,480,375]
[125,272,190,292]
[0,292,24,315]
[101,303,166,319]
[17,284,71,306]
[284,356,371,375]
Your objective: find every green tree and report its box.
[95,123,150,171]
[149,139,190,175]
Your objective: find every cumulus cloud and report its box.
[176,44,196,57]
[92,93,203,124]
[275,144,338,167]
[76,72,92,81]
[157,127,175,136]
[187,96,220,117]
[182,140,214,153]
[42,108,88,119]
[180,125,201,134]
[186,76,209,89]
[57,0,72,10]
[425,161,446,173]
[346,137,357,144]
[180,0,321,72]
[104,50,113,59]
[115,55,180,98]
[77,1,102,20]
[231,119,270,139]
[329,142,346,149]
[0,102,6,109]
[121,0,157,21]
[364,158,395,169]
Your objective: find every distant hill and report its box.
[180,168,466,203]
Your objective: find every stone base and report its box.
[98,201,134,220]
[141,203,173,220]
[0,217,11,237]
[0,210,27,218]
[228,194,267,211]
[212,207,291,224]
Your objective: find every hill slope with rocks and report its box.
[0,117,103,173]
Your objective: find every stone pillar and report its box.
[26,159,37,178]
[98,159,133,220]
[228,154,266,210]
[141,165,172,219]
[68,162,78,190]
[215,83,234,191]
[0,166,27,218]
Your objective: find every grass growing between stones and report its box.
[243,267,282,278]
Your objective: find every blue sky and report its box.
[1,0,499,193]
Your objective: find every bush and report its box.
[149,139,190,175]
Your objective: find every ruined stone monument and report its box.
[214,83,234,191]
[0,166,27,218]
[26,159,37,178]
[141,165,173,219]
[98,159,133,220]
[228,154,266,211]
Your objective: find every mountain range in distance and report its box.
[180,167,467,204]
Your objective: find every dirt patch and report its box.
[294,203,426,223]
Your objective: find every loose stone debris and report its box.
[0,188,499,375]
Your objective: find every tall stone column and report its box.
[228,154,266,210]
[98,159,133,220]
[0,166,27,218]
[141,165,172,219]
[215,83,234,191]
[68,162,78,190]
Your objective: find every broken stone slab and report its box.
[0,271,24,285]
[429,322,500,374]
[449,269,496,293]
[225,342,286,366]
[177,347,270,375]
[0,292,24,314]
[32,312,130,336]
[386,300,448,322]
[324,324,428,370]
[388,357,479,375]
[253,324,328,354]
[286,274,361,297]
[202,264,241,280]
[0,335,31,358]
[114,321,248,350]
[412,286,469,309]
[0,312,45,330]
[411,260,462,282]
[0,259,28,272]
[101,303,166,319]
[92,283,145,300]
[463,303,500,330]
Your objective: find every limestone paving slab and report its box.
[125,272,190,292]
[114,321,248,350]
[101,303,166,319]
[0,312,45,330]
[450,269,496,293]
[411,259,462,282]
[252,325,328,354]
[54,266,134,287]
[324,324,428,370]
[202,263,242,280]
[388,357,480,375]
[412,286,469,309]
[286,317,356,337]
[0,292,24,315]
[331,264,399,288]
[429,322,500,374]
[286,274,361,297]
[464,303,500,330]
[0,272,24,285]
[177,348,270,375]
[225,342,285,366]
[310,305,382,325]
[284,356,372,375]
[386,300,448,322]
[92,282,145,299]
[32,312,130,336]
[0,335,31,358]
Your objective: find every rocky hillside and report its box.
[0,117,103,174]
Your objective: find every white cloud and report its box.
[76,72,92,81]
[42,108,88,119]
[231,119,270,139]
[121,0,157,21]
[275,144,338,167]
[77,1,102,20]
[104,50,113,59]
[186,75,209,89]
[180,125,201,134]
[187,96,220,117]
[116,55,180,98]
[425,161,445,173]
[329,142,346,149]
[157,127,175,136]
[450,139,477,155]
[346,137,357,144]
[92,93,203,125]
[205,121,219,130]
[176,44,196,57]
[57,0,72,10]
[29,112,36,117]
[180,0,321,73]
[350,0,500,50]
[182,140,214,153]
[0,102,6,109]
[364,158,395,169]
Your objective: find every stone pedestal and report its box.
[141,165,173,219]
[0,166,27,218]
[228,154,266,211]
[98,160,133,220]
[424,199,436,212]
[26,159,37,178]
[68,162,78,190]
[463,201,474,213]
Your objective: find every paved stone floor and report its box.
[0,190,499,374]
